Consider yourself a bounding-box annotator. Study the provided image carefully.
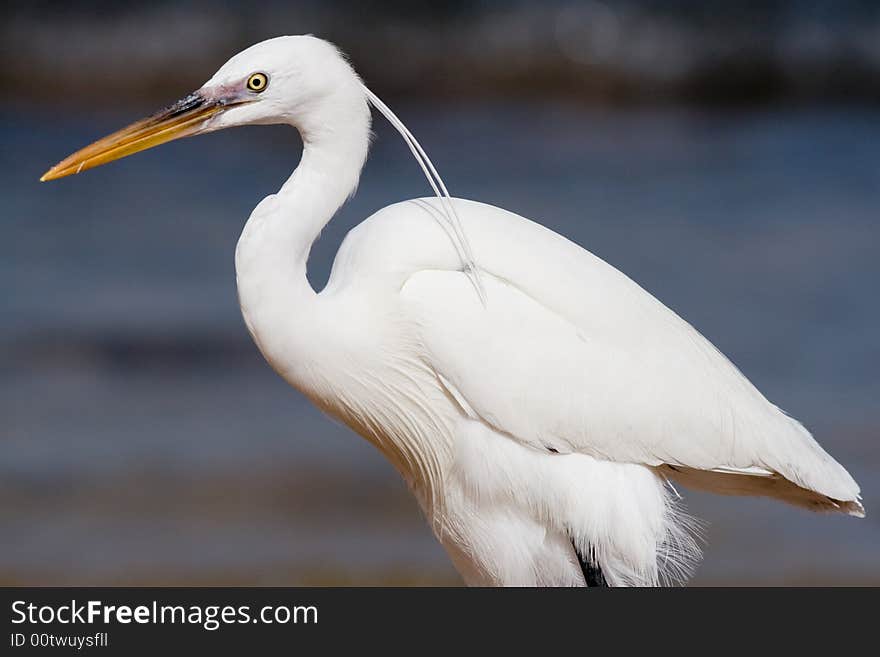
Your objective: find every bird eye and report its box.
[246,72,268,93]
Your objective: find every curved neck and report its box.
[270,85,372,272]
[275,147,359,268]
[235,85,371,376]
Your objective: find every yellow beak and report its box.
[40,92,230,182]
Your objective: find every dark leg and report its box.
[573,542,608,587]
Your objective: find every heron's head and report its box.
[41,35,368,181]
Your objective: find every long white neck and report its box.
[234,82,371,384]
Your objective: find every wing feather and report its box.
[395,198,861,507]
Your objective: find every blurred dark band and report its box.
[7,1,880,106]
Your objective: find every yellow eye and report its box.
[246,72,268,93]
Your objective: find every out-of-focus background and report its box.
[2,0,878,585]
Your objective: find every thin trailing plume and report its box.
[362,86,487,305]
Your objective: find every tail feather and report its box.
[660,464,865,518]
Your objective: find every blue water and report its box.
[1,101,878,584]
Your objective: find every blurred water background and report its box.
[2,1,879,585]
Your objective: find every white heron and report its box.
[42,35,864,586]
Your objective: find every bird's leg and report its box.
[574,542,608,587]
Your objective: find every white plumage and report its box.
[44,35,864,586]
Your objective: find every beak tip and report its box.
[40,168,65,182]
